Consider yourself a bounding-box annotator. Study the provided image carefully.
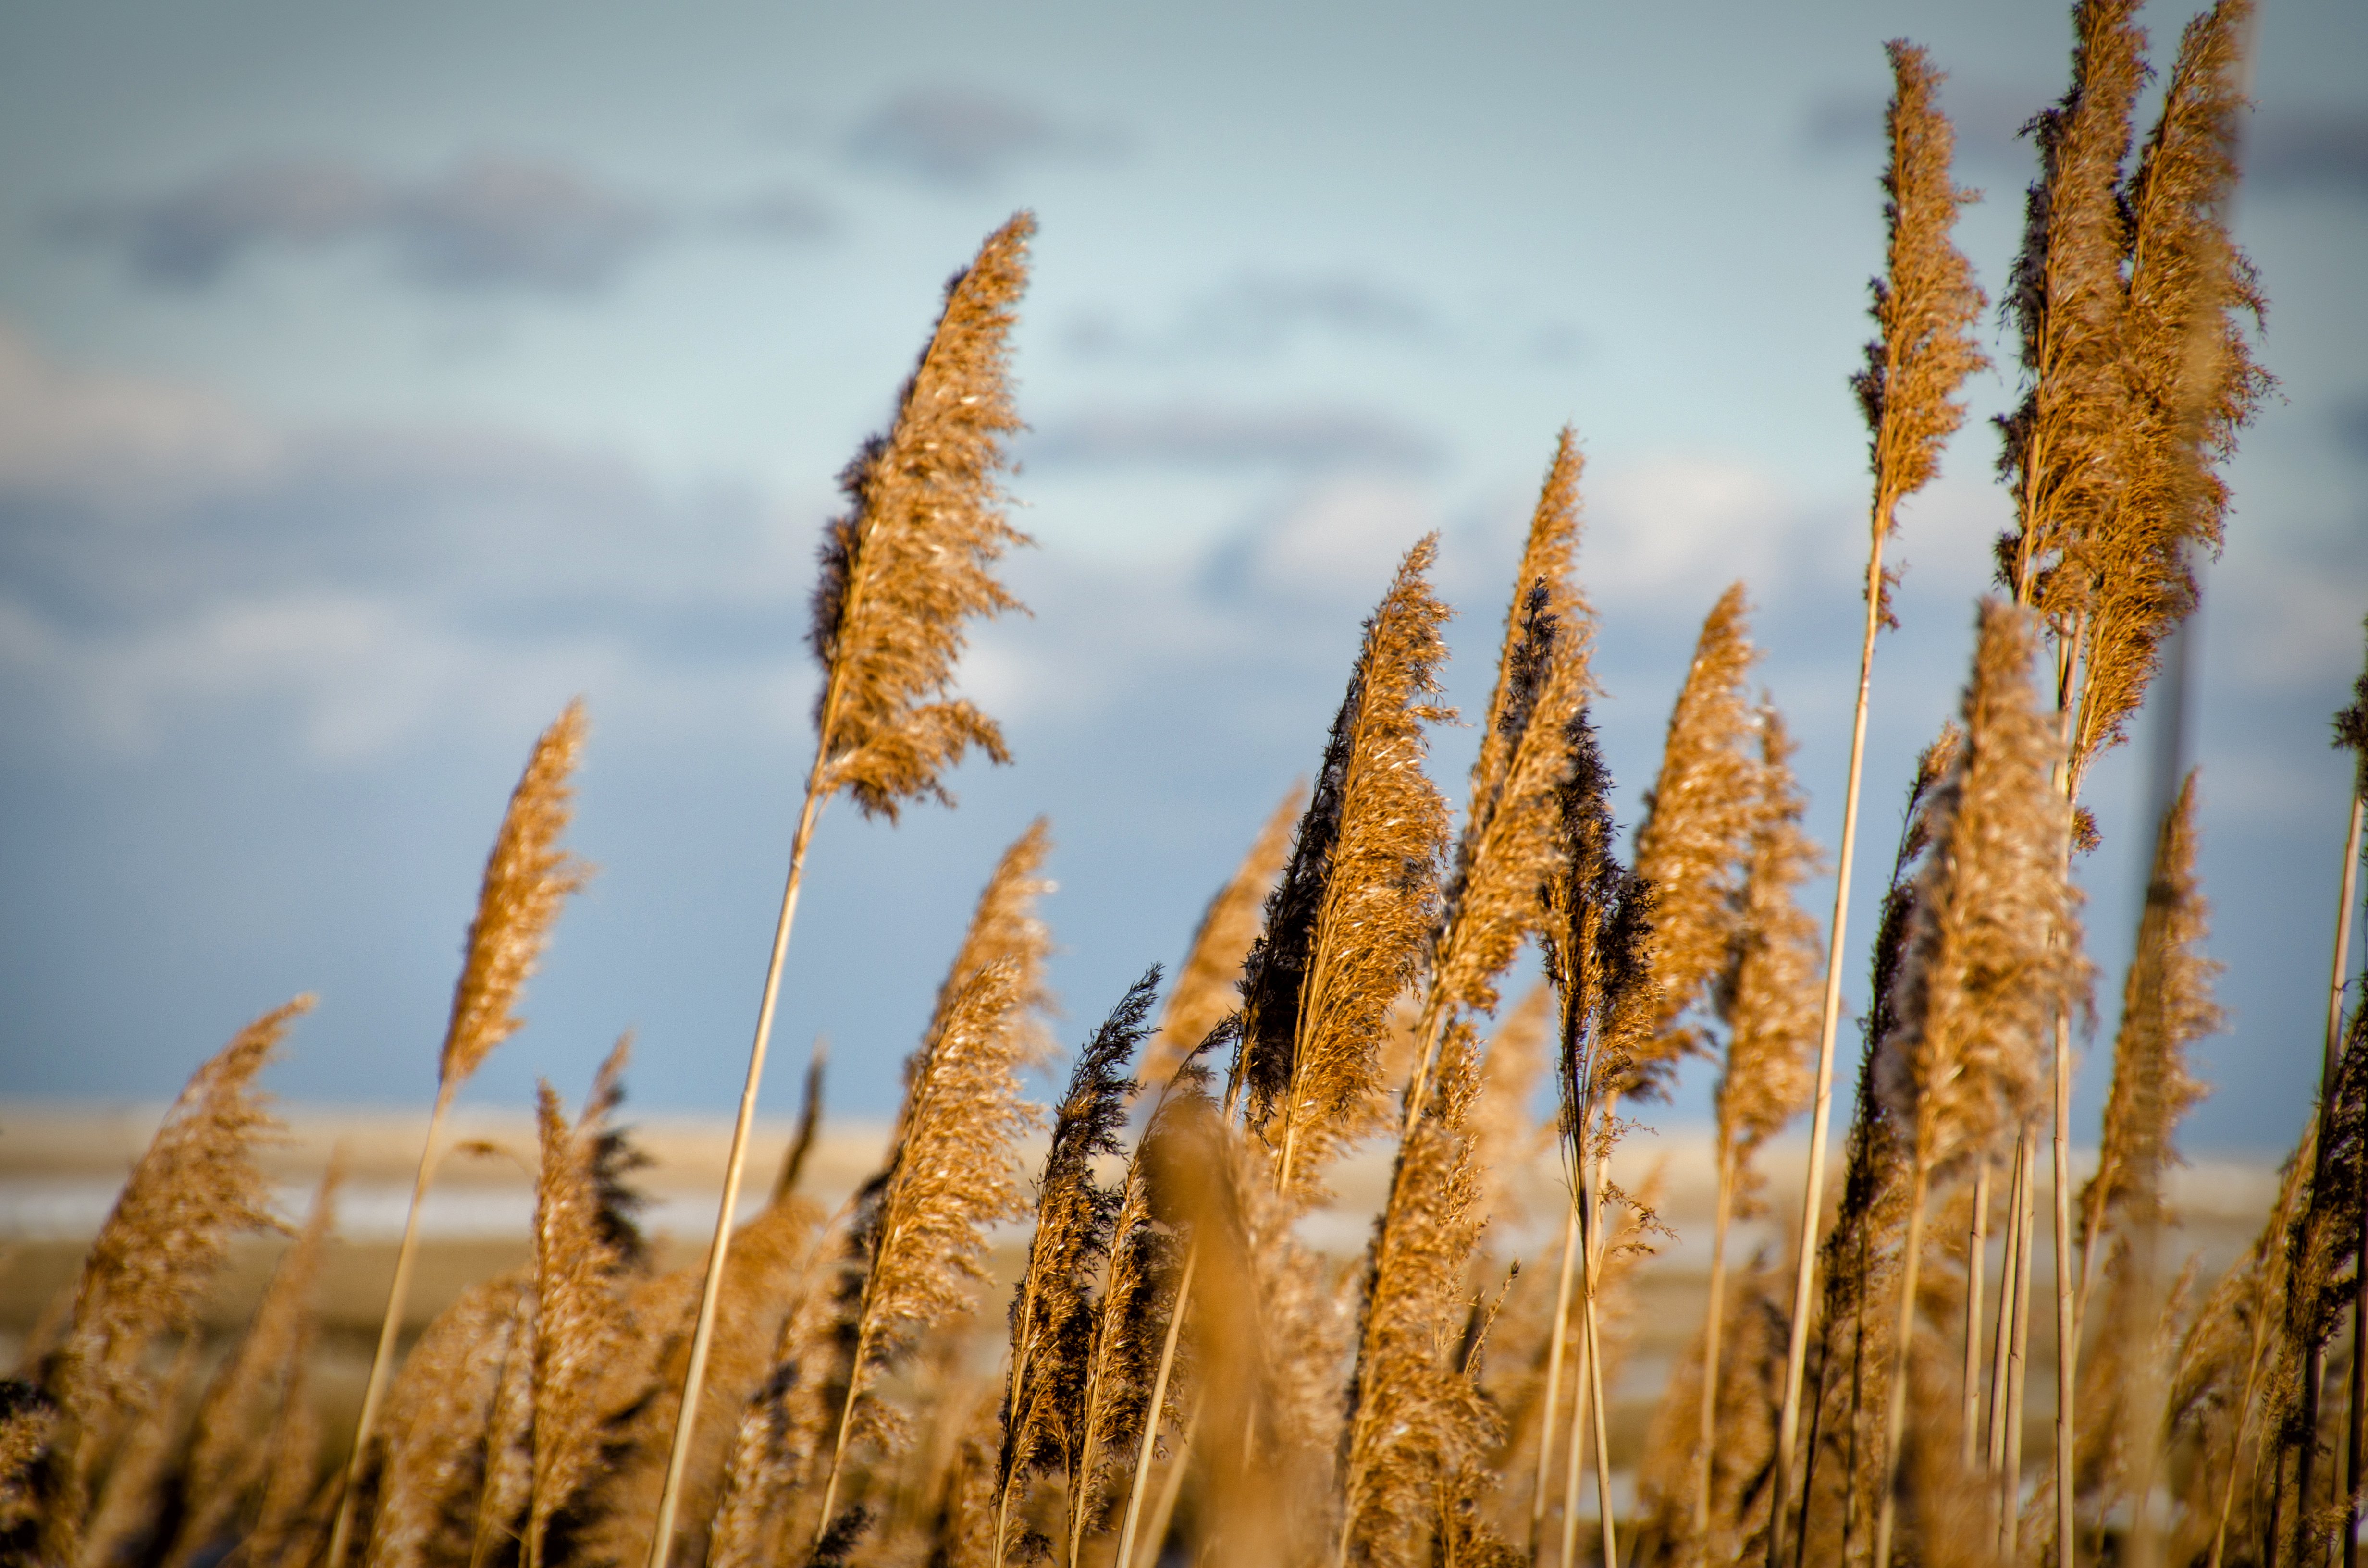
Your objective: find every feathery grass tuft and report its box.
[808,213,1036,821]
[1141,790,1298,1092]
[1239,536,1455,1200]
[992,969,1155,1566]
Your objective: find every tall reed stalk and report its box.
[329,701,588,1568]
[645,214,1036,1568]
[1769,42,1985,1564]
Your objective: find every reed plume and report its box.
[1995,0,2144,617]
[1680,708,1822,1553]
[1338,1025,1492,1568]
[992,971,1154,1567]
[1632,583,1762,1072]
[1541,706,1659,1568]
[337,701,589,1568]
[1138,790,1298,1091]
[654,216,1037,1568]
[810,936,1047,1546]
[1405,432,1592,1127]
[37,997,304,1563]
[1771,45,1988,1562]
[45,1001,301,1431]
[2067,0,2269,789]
[2077,772,2219,1310]
[806,212,1034,820]
[0,1382,61,1563]
[77,1338,198,1568]
[1871,604,2088,1568]
[2167,1137,2308,1567]
[525,1044,645,1568]
[358,1272,532,1568]
[163,1163,340,1568]
[1066,1050,1195,1562]
[1236,536,1454,1200]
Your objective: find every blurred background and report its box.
[0,0,2363,1167]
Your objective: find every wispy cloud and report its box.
[1027,401,1444,473]
[1803,84,2368,200]
[55,155,837,294]
[1067,270,1439,359]
[841,85,1124,186]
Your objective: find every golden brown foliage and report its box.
[1243,536,1455,1200]
[1138,787,1297,1091]
[46,1000,305,1437]
[1714,709,1826,1185]
[992,974,1152,1564]
[1853,41,1990,629]
[361,1273,531,1568]
[2080,773,2219,1273]
[809,213,1035,821]
[1997,0,2145,615]
[164,1165,340,1568]
[1633,585,1763,1071]
[440,701,592,1090]
[1879,604,2086,1179]
[2068,0,2270,785]
[524,1047,642,1568]
[1339,1027,1493,1568]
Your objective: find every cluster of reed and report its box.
[4,4,2359,1566]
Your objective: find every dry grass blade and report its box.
[1632,584,1761,1081]
[1139,788,1299,1091]
[1996,0,2145,617]
[43,999,305,1465]
[2068,0,2270,787]
[1241,535,1454,1200]
[163,1163,341,1568]
[809,212,1036,821]
[992,971,1154,1567]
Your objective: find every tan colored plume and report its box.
[1878,603,2087,1176]
[2068,0,2270,786]
[164,1162,341,1568]
[1852,41,1989,629]
[1632,584,1763,1066]
[46,999,306,1434]
[440,700,592,1090]
[1997,0,2145,617]
[808,212,1036,820]
[525,1043,642,1568]
[1138,785,1299,1090]
[1250,535,1455,1200]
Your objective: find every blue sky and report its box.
[0,0,2363,1153]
